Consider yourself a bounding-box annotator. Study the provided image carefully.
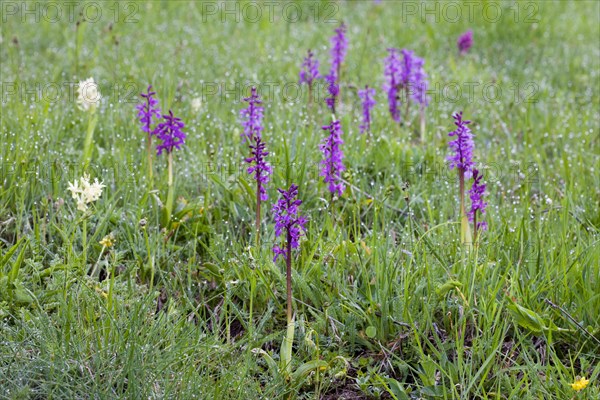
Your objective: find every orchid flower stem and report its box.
[459,169,473,249]
[248,274,256,341]
[473,212,478,243]
[420,106,426,142]
[147,135,153,184]
[256,182,261,247]
[163,152,174,228]
[286,230,293,324]
[282,233,295,378]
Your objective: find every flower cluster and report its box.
[77,77,102,112]
[468,168,488,231]
[273,184,307,262]
[299,49,321,86]
[570,377,590,392]
[136,85,161,135]
[240,87,264,142]
[320,120,345,196]
[447,111,475,178]
[67,174,105,212]
[457,30,473,54]
[358,85,376,134]
[383,48,429,122]
[155,110,186,155]
[99,233,115,248]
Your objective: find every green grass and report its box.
[1,1,599,398]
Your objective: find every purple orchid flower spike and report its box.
[240,87,271,241]
[383,48,402,122]
[273,183,307,324]
[245,135,272,202]
[458,30,473,55]
[299,49,321,86]
[320,119,345,197]
[136,85,162,181]
[447,111,475,178]
[468,168,488,237]
[329,23,348,81]
[240,87,264,142]
[447,111,476,245]
[299,49,321,107]
[137,85,161,136]
[273,184,307,263]
[383,48,429,123]
[324,72,339,113]
[402,50,429,106]
[358,85,376,134]
[156,110,186,155]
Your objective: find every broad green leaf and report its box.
[290,360,328,382]
[507,302,546,333]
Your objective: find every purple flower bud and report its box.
[155,110,186,155]
[320,120,345,196]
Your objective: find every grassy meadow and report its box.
[0,0,599,398]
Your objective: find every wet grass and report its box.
[0,1,599,398]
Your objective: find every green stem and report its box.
[249,274,256,342]
[82,218,87,273]
[162,152,174,228]
[168,152,173,187]
[459,169,472,248]
[286,230,293,324]
[256,180,261,247]
[420,106,426,143]
[473,212,478,244]
[147,135,153,185]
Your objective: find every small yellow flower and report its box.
[99,234,115,248]
[571,376,590,392]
